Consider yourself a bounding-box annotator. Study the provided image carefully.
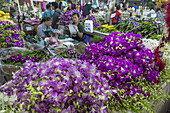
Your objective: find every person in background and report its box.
[67,0,74,11]
[111,6,121,25]
[70,12,84,42]
[52,3,62,29]
[150,8,155,15]
[52,2,57,12]
[27,3,33,11]
[106,9,111,25]
[23,2,28,13]
[42,4,54,19]
[154,3,157,12]
[37,16,54,38]
[82,0,92,17]
[156,8,165,22]
[93,7,99,13]
[59,2,64,11]
[133,3,137,12]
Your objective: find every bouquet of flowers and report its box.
[0,21,25,48]
[82,15,101,28]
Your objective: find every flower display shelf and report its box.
[84,30,109,37]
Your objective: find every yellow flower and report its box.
[4,13,10,16]
[0,11,5,15]
[102,24,108,28]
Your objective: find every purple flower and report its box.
[0,21,24,48]
[1,58,112,112]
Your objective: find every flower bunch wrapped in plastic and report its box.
[0,21,25,48]
[3,51,47,66]
[1,58,112,113]
[6,54,42,65]
[59,9,85,28]
[85,15,101,28]
[79,32,163,112]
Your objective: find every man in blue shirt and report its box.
[133,3,137,12]
[42,4,54,19]
[37,16,54,38]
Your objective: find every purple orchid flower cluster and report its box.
[59,10,100,28]
[85,15,101,28]
[1,58,113,113]
[78,32,160,108]
[7,54,42,64]
[0,21,24,48]
[59,9,85,28]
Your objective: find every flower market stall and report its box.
[0,1,170,113]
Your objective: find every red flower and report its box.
[153,46,165,72]
[155,79,160,84]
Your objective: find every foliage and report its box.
[147,2,155,9]
[116,18,163,39]
[1,58,112,113]
[91,35,104,43]
[0,21,25,48]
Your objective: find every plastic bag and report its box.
[0,47,28,59]
[0,59,20,86]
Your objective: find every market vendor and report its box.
[37,16,54,38]
[69,12,84,42]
